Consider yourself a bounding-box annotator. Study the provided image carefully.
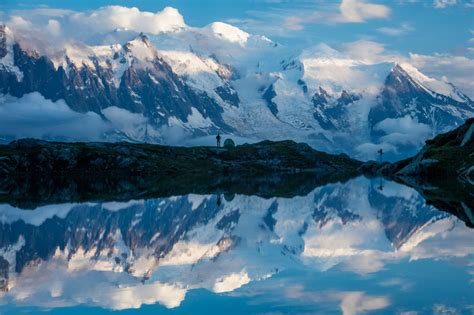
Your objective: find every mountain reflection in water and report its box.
[0,176,472,314]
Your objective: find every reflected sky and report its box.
[0,177,472,314]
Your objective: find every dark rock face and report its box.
[0,25,7,59]
[311,88,358,130]
[263,83,278,115]
[311,185,362,228]
[215,84,240,107]
[297,79,308,94]
[311,87,329,107]
[369,65,474,133]
[368,185,445,248]
[0,36,233,133]
[337,90,360,106]
[0,256,8,292]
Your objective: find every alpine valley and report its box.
[0,7,473,160]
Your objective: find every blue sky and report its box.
[1,0,473,56]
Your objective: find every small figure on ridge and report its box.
[216,133,221,148]
[377,148,384,163]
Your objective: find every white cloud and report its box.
[283,15,307,31]
[102,106,153,141]
[213,270,251,293]
[433,304,459,314]
[8,15,32,29]
[278,0,391,31]
[0,93,155,142]
[338,291,390,315]
[338,0,391,23]
[0,93,110,141]
[433,0,457,8]
[374,116,432,146]
[5,6,187,49]
[69,6,186,35]
[0,203,79,226]
[283,286,390,315]
[397,0,420,4]
[354,115,432,160]
[340,252,386,274]
[46,19,61,36]
[377,22,414,36]
[408,53,474,99]
[342,40,388,62]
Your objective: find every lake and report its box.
[0,176,473,314]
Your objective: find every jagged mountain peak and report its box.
[122,35,158,63]
[137,32,152,47]
[392,62,472,103]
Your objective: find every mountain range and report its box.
[1,9,473,160]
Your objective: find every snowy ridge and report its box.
[0,25,23,81]
[398,63,468,103]
[0,9,473,159]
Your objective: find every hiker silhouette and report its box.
[216,133,221,147]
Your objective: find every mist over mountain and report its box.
[0,6,473,160]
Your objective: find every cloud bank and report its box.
[433,0,457,9]
[0,93,109,141]
[338,0,391,23]
[6,6,186,50]
[355,115,432,160]
[0,93,154,142]
[282,0,390,31]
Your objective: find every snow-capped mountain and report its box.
[0,9,473,159]
[0,177,472,309]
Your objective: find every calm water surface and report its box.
[0,177,472,314]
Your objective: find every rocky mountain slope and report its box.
[1,10,473,159]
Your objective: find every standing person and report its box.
[216,133,221,147]
[377,148,384,163]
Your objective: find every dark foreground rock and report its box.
[0,139,362,176]
[0,139,361,208]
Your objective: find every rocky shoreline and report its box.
[0,139,361,208]
[0,138,362,176]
